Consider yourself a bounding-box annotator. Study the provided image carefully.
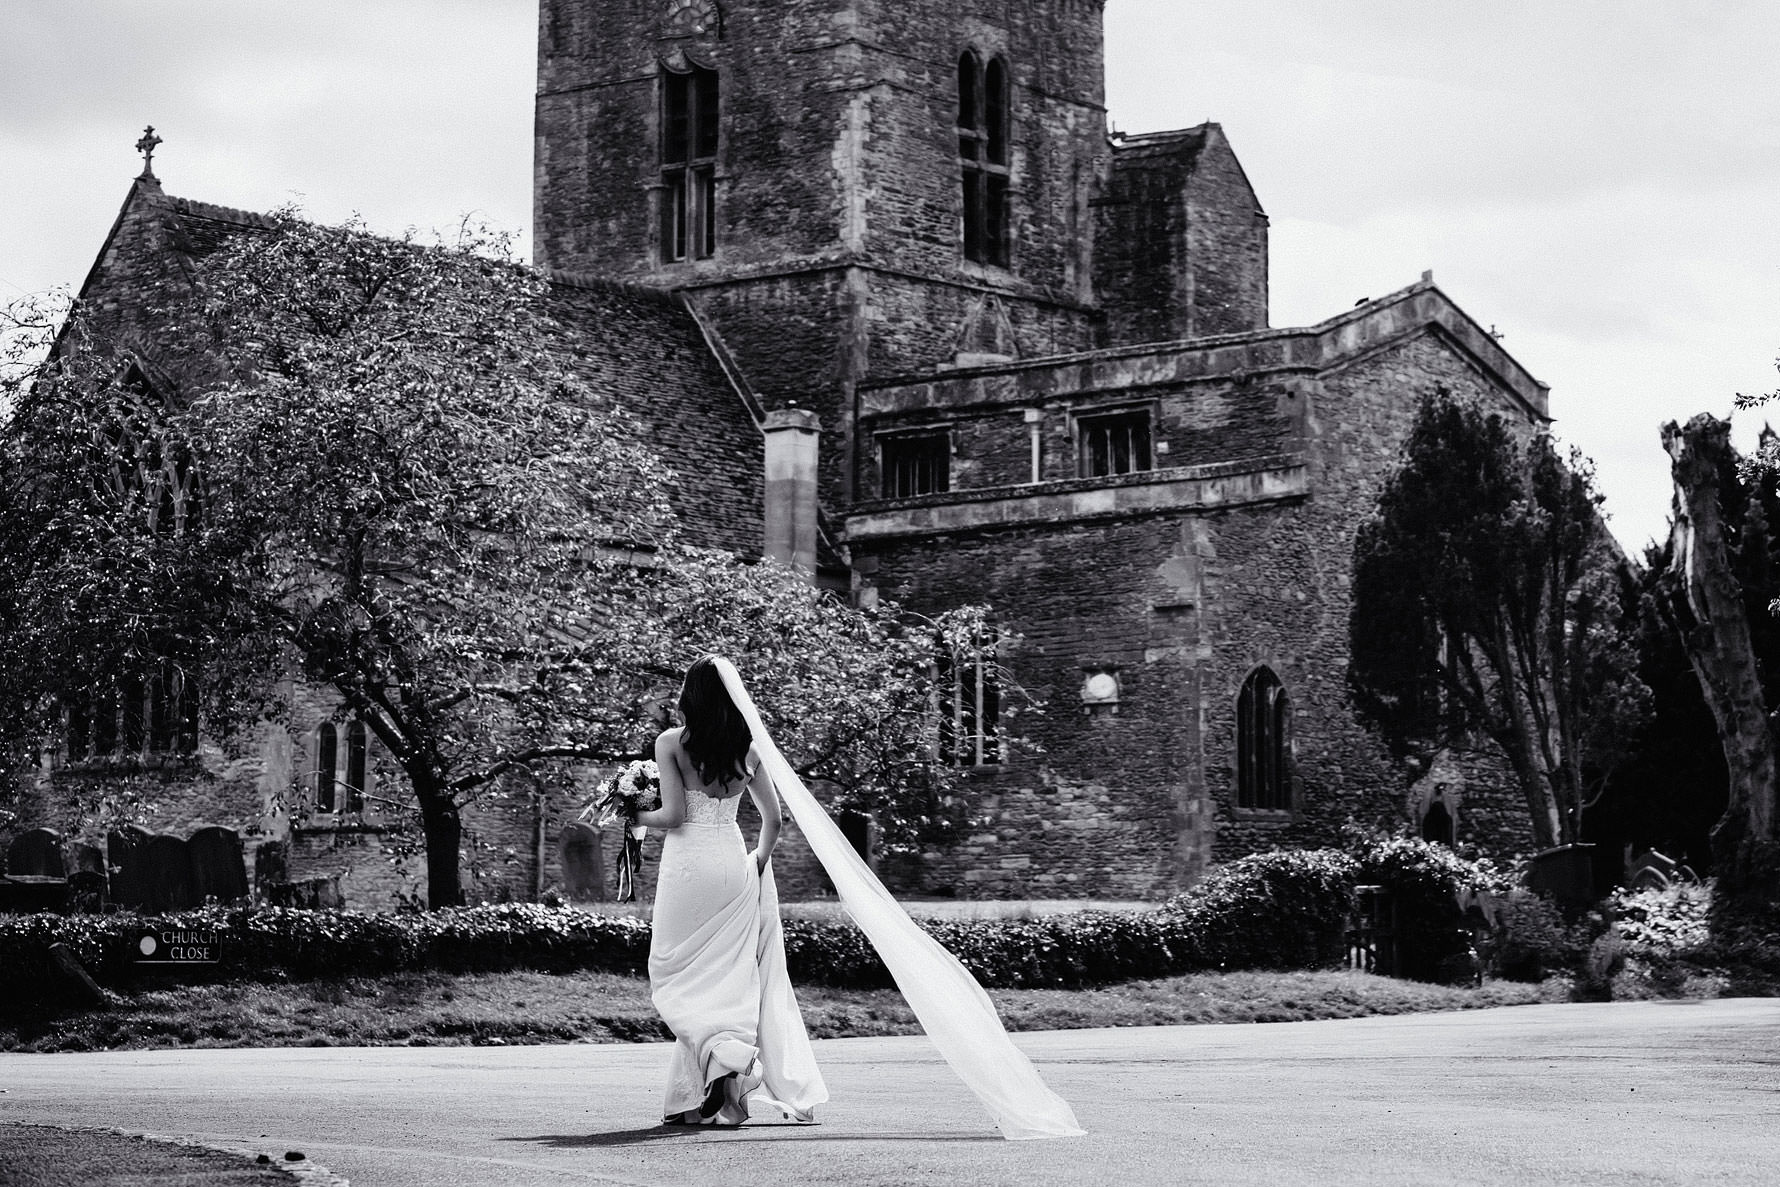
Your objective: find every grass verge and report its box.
[0,969,1568,1054]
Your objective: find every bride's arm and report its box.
[745,745,781,871]
[634,729,686,829]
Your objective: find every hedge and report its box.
[1,841,1527,1001]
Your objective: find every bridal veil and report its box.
[713,655,1085,1140]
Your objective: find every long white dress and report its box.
[648,777,827,1126]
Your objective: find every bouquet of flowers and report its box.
[581,760,662,902]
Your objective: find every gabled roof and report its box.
[72,179,766,559]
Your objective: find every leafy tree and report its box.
[0,213,997,906]
[1350,391,1650,850]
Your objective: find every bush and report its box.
[1353,833,1507,984]
[1609,883,1712,960]
[1485,888,1581,982]
[0,904,654,1002]
[1159,849,1361,972]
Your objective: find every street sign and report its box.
[132,927,222,964]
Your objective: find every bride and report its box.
[632,654,1083,1139]
[634,654,825,1125]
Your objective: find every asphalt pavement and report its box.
[2,998,1776,1186]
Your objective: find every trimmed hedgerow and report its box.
[0,904,653,1002]
[1158,849,1361,972]
[1353,834,1510,983]
[1,841,1524,999]
[782,909,1187,990]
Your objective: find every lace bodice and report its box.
[682,781,746,827]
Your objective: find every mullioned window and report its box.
[660,62,718,262]
[957,50,1010,267]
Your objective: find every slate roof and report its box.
[77,181,766,560]
[1109,124,1209,169]
[545,273,764,557]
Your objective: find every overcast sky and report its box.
[4,1,1777,555]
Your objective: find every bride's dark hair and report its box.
[678,655,752,787]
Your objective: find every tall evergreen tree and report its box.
[1350,391,1650,850]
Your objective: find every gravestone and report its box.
[108,825,154,910]
[7,828,65,878]
[69,842,110,911]
[141,833,196,913]
[188,826,248,904]
[72,842,106,876]
[559,822,607,902]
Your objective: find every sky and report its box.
[2,0,1777,556]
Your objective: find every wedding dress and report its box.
[710,656,1084,1141]
[649,775,827,1126]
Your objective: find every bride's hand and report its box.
[749,848,769,873]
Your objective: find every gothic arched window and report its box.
[1236,667,1291,811]
[316,723,339,812]
[315,719,370,814]
[345,720,369,814]
[660,61,719,262]
[957,50,1010,266]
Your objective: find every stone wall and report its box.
[1095,126,1268,345]
[536,0,1112,510]
[848,299,1545,899]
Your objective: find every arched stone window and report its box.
[1236,667,1291,811]
[660,60,719,262]
[957,50,1010,266]
[316,723,339,812]
[345,720,369,813]
[315,720,370,814]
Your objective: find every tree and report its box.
[0,213,998,906]
[1661,412,1780,923]
[1350,391,1650,850]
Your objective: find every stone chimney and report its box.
[761,407,821,580]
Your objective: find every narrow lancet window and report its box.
[661,63,719,262]
[957,51,1011,266]
[1237,667,1292,811]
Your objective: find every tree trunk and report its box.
[1662,415,1779,912]
[412,771,465,909]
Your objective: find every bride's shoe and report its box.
[699,1073,734,1120]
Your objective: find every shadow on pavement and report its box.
[505,1127,1001,1148]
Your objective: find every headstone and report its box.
[69,844,109,912]
[1527,842,1598,919]
[265,876,343,909]
[7,828,65,878]
[107,825,154,910]
[47,943,108,1009]
[187,826,248,904]
[141,833,196,913]
[559,822,607,902]
[72,842,106,876]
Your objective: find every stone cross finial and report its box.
[135,125,162,179]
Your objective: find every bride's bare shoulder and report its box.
[654,727,686,758]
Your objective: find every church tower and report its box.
[534,0,1112,506]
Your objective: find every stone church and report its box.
[18,0,1547,907]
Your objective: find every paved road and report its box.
[2,999,1776,1186]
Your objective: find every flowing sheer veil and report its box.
[714,656,1085,1140]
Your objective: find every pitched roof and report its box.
[75,181,766,559]
[545,273,764,556]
